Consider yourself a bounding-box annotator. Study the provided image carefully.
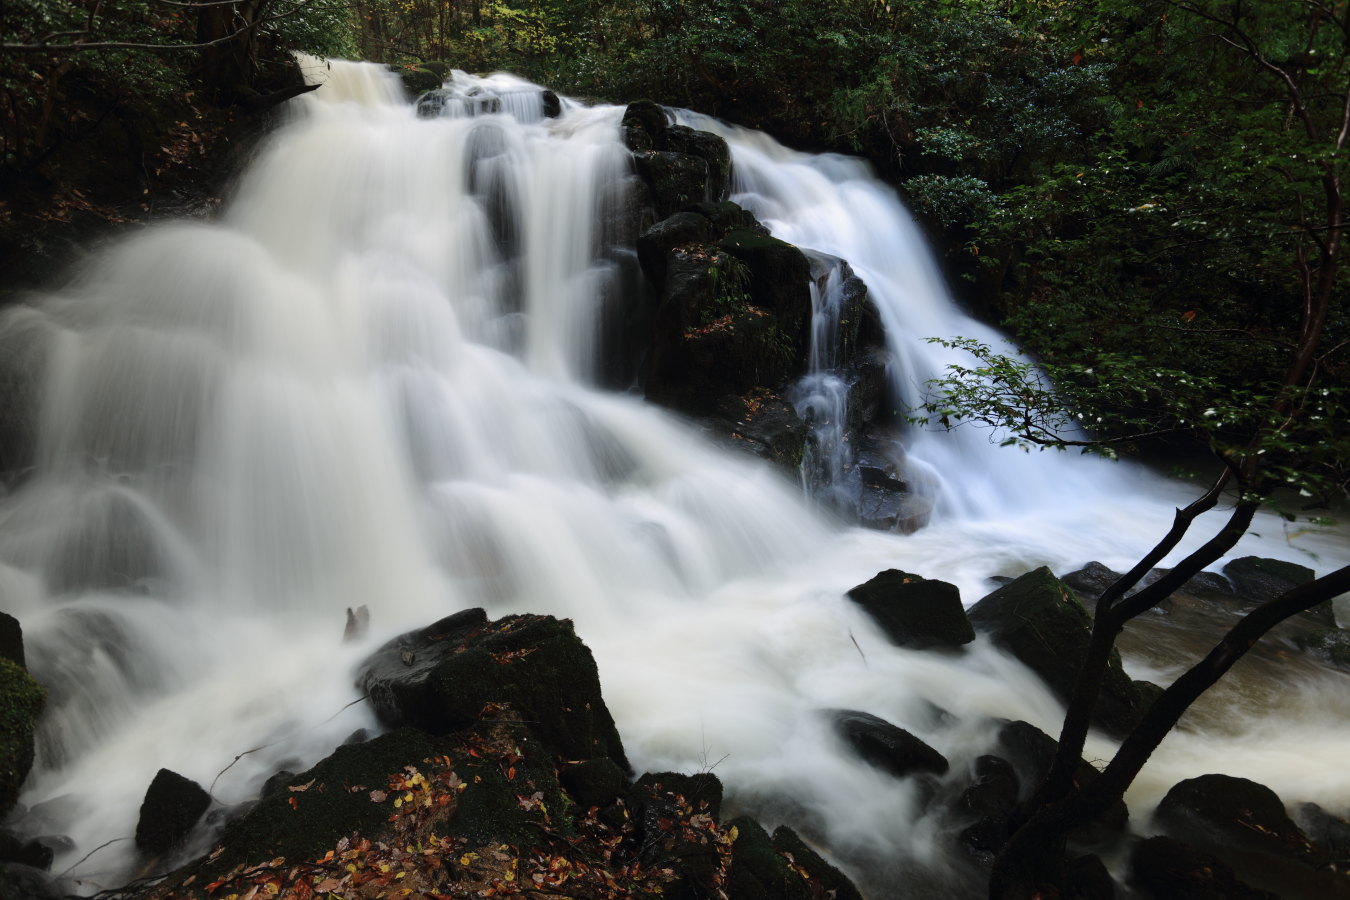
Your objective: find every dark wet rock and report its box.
[559,758,628,810]
[717,229,811,333]
[725,816,813,900]
[636,211,713,285]
[958,755,1020,820]
[1154,773,1350,899]
[0,661,42,820]
[846,569,974,651]
[968,568,1143,737]
[994,720,1128,844]
[197,729,449,879]
[622,99,670,142]
[0,861,62,900]
[1224,556,1325,621]
[341,728,370,746]
[358,609,629,770]
[628,772,724,900]
[415,88,452,118]
[633,151,712,219]
[0,831,53,871]
[959,813,1010,864]
[1294,802,1350,856]
[1067,853,1116,900]
[770,825,865,900]
[1062,562,1123,605]
[661,124,732,203]
[829,709,948,779]
[259,769,299,801]
[134,768,211,856]
[688,200,760,234]
[1154,774,1314,862]
[706,392,807,472]
[1130,835,1279,900]
[1291,624,1350,669]
[540,89,561,118]
[0,614,21,669]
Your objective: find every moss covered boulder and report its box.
[0,659,43,819]
[846,569,974,650]
[358,610,629,771]
[967,567,1143,737]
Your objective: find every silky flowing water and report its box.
[1,60,1346,895]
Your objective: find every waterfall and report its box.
[1,61,1347,896]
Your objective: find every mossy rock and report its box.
[633,151,711,219]
[967,567,1142,737]
[725,816,812,900]
[770,825,864,900]
[195,728,452,880]
[393,66,443,95]
[360,612,629,772]
[0,659,43,819]
[846,569,974,651]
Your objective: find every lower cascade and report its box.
[0,59,1347,898]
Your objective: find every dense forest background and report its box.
[1,0,1346,505]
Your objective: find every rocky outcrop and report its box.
[967,567,1146,737]
[845,569,974,651]
[135,769,212,856]
[829,709,949,780]
[358,609,629,771]
[0,658,43,822]
[1152,773,1350,899]
[134,609,864,900]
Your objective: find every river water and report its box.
[1,59,1346,895]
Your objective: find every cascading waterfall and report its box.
[1,60,1347,897]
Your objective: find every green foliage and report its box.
[904,175,1000,228]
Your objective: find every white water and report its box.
[1,61,1347,896]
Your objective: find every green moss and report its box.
[0,658,44,818]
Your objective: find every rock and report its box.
[706,392,807,472]
[1130,835,1279,900]
[725,816,813,900]
[993,720,1128,844]
[134,768,211,856]
[770,826,865,900]
[1294,802,1350,856]
[259,769,299,801]
[415,88,452,118]
[1154,774,1313,861]
[629,773,725,900]
[967,567,1143,737]
[845,569,974,651]
[717,229,812,336]
[622,99,670,143]
[1291,625,1350,670]
[1224,556,1324,620]
[1062,562,1123,605]
[829,709,949,779]
[660,124,732,203]
[958,755,1020,820]
[540,89,562,118]
[0,614,21,669]
[632,151,711,219]
[0,831,53,871]
[559,758,628,810]
[0,861,62,900]
[0,660,42,820]
[358,610,630,770]
[636,211,713,285]
[1154,773,1350,899]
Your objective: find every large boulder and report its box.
[0,660,42,820]
[845,569,974,651]
[967,567,1143,737]
[1154,773,1350,899]
[134,768,211,856]
[1223,556,1331,625]
[0,613,22,668]
[632,151,712,219]
[828,709,948,779]
[358,609,629,771]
